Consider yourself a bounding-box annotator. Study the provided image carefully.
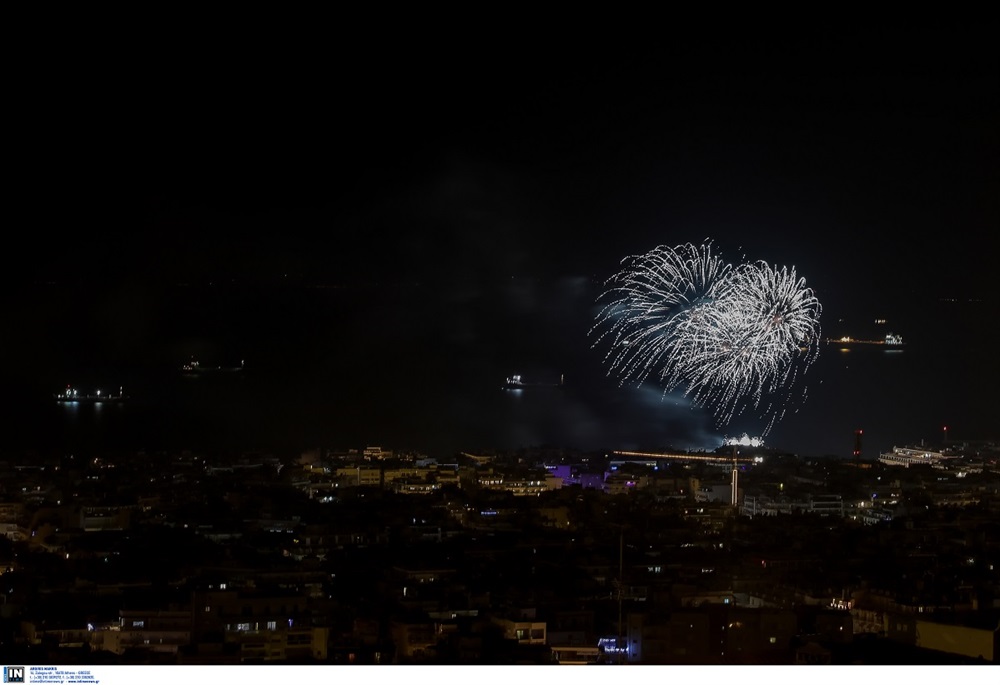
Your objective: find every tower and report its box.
[853,429,863,464]
[731,444,739,507]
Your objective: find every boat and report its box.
[502,373,565,390]
[181,357,245,374]
[878,445,953,467]
[55,385,128,403]
[825,333,906,349]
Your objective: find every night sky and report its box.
[12,24,996,295]
[5,22,997,456]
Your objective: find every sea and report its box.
[0,277,995,463]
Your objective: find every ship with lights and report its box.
[181,357,245,375]
[826,333,905,349]
[502,373,565,390]
[55,385,128,403]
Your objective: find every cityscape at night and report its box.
[1,18,998,677]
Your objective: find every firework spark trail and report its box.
[590,242,732,386]
[590,241,822,434]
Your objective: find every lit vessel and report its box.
[826,333,905,349]
[55,385,128,403]
[878,446,952,468]
[181,357,245,374]
[502,374,565,390]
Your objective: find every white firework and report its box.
[590,241,731,386]
[591,241,822,434]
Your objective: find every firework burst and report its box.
[590,241,822,434]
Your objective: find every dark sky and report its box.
[10,23,998,305]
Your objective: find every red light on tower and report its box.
[853,429,863,459]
